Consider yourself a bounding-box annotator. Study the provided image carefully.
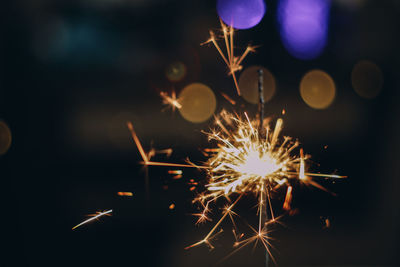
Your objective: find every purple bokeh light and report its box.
[278,0,330,60]
[217,0,266,30]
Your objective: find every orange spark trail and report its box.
[72,209,112,230]
[118,192,133,197]
[283,186,293,211]
[127,122,149,163]
[127,121,209,169]
[220,92,236,105]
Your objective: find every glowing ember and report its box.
[117,192,133,197]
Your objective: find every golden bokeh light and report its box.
[351,60,383,99]
[239,66,276,104]
[300,70,336,109]
[166,61,187,82]
[0,121,12,155]
[178,83,216,123]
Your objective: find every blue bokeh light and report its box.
[278,0,330,60]
[217,0,266,30]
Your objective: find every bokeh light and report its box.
[351,60,383,99]
[217,0,266,30]
[239,66,276,104]
[300,70,336,109]
[178,83,216,123]
[165,61,187,82]
[277,0,330,60]
[0,121,12,155]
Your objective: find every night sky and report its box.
[4,0,400,266]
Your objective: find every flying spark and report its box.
[221,92,237,105]
[127,121,207,169]
[160,90,182,112]
[202,20,257,96]
[72,209,113,230]
[118,192,133,197]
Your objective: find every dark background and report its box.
[3,0,400,266]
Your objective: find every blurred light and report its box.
[351,60,383,99]
[277,0,330,60]
[238,66,276,104]
[217,0,266,29]
[0,121,11,155]
[300,70,336,109]
[117,192,133,197]
[168,170,183,175]
[169,203,175,210]
[165,61,187,82]
[178,83,217,123]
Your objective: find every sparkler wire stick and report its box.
[258,69,264,128]
[258,68,269,267]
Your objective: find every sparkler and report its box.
[184,67,346,264]
[202,20,257,96]
[72,209,113,230]
[184,111,346,263]
[127,111,346,262]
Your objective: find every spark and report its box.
[202,20,257,96]
[185,194,243,250]
[127,121,206,169]
[192,201,212,225]
[72,209,113,230]
[148,148,173,160]
[168,170,183,175]
[282,186,293,211]
[168,170,183,179]
[221,92,236,105]
[324,218,331,228]
[160,90,182,112]
[117,192,133,197]
[204,148,220,153]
